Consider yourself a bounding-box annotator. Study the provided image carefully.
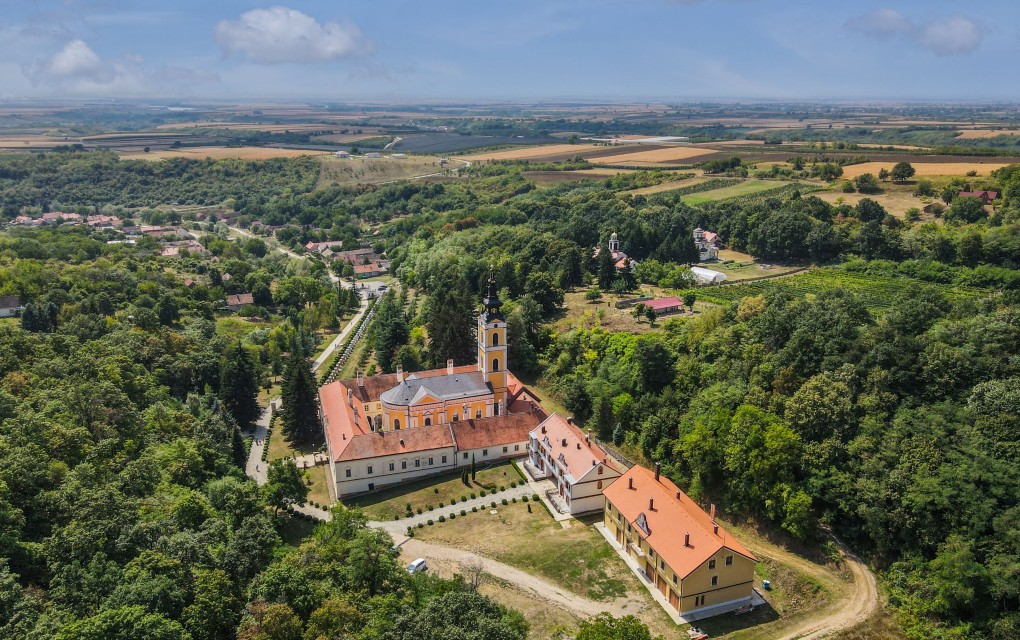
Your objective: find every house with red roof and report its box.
[644,297,683,316]
[526,413,622,515]
[225,293,255,311]
[958,190,998,204]
[603,464,757,618]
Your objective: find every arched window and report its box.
[598,465,603,475]
[475,409,482,419]
[492,358,499,371]
[393,418,401,430]
[452,414,459,422]
[597,480,603,489]
[492,333,499,347]
[374,415,382,430]
[424,417,431,426]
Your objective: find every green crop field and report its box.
[683,179,790,204]
[692,268,987,310]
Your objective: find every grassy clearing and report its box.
[840,161,1010,179]
[699,259,804,282]
[267,430,324,462]
[627,176,707,195]
[415,505,638,602]
[304,465,332,506]
[553,290,655,334]
[316,154,445,187]
[214,315,278,341]
[814,185,929,219]
[684,180,790,204]
[342,462,521,520]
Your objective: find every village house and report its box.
[0,296,22,318]
[161,241,207,258]
[644,296,683,317]
[525,413,622,515]
[353,261,389,279]
[693,227,720,261]
[958,190,999,204]
[333,247,379,264]
[319,275,549,497]
[225,293,255,311]
[603,464,757,618]
[305,240,345,255]
[41,211,82,224]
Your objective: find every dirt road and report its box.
[399,537,636,619]
[773,540,878,640]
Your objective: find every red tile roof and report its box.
[604,465,756,579]
[337,424,454,461]
[226,293,254,307]
[644,297,682,312]
[450,408,545,450]
[530,414,617,481]
[340,365,478,403]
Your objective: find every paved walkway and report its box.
[371,485,535,534]
[311,294,369,371]
[245,402,275,486]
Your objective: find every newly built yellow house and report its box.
[603,464,757,617]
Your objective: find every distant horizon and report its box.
[1,1,1017,102]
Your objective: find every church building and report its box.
[319,274,548,497]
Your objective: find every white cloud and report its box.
[846,9,983,56]
[215,6,370,64]
[25,39,115,84]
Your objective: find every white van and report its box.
[407,558,428,574]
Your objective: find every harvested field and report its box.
[955,129,1020,139]
[465,143,596,161]
[588,145,718,165]
[155,122,371,133]
[627,176,707,195]
[120,146,330,160]
[814,189,928,219]
[840,161,1010,179]
[0,135,77,149]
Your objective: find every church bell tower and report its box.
[478,270,508,412]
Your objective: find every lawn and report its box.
[215,315,278,341]
[683,180,790,204]
[316,154,446,188]
[304,464,333,506]
[416,505,638,602]
[343,461,522,520]
[267,429,325,462]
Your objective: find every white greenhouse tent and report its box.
[691,266,727,285]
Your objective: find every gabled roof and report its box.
[529,414,617,483]
[450,408,546,450]
[337,424,455,461]
[226,293,254,306]
[644,297,682,311]
[341,364,480,404]
[380,370,491,406]
[603,465,756,579]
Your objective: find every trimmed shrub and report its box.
[406,502,412,512]
[491,501,497,508]
[407,530,415,538]
[501,498,508,505]
[522,495,529,502]
[499,485,506,492]
[393,514,400,521]
[532,494,540,501]
[416,507,422,515]
[427,505,433,511]
[438,515,446,523]
[417,523,424,529]
[433,488,439,494]
[460,509,466,516]
[449,513,456,520]
[460,496,467,503]
[472,506,478,512]
[510,481,517,488]
[470,492,476,499]
[427,519,434,526]
[512,497,517,503]
[480,490,487,497]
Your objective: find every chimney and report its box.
[396,364,404,383]
[713,524,719,536]
[347,388,353,406]
[649,497,654,510]
[710,504,716,521]
[447,359,454,375]
[567,416,574,425]
[628,477,634,490]
[576,443,581,450]
[541,425,546,434]
[357,369,364,387]
[675,490,681,500]
[684,532,690,547]
[654,462,660,481]
[586,429,591,444]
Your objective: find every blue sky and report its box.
[1,1,1017,101]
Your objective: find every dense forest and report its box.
[3,150,1020,639]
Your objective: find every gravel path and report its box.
[371,485,535,534]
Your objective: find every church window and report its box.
[452,414,459,422]
[597,480,603,489]
[345,468,351,478]
[492,358,499,371]
[393,418,400,430]
[367,466,373,475]
[492,333,499,346]
[476,410,482,419]
[424,417,431,426]
[598,465,603,475]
